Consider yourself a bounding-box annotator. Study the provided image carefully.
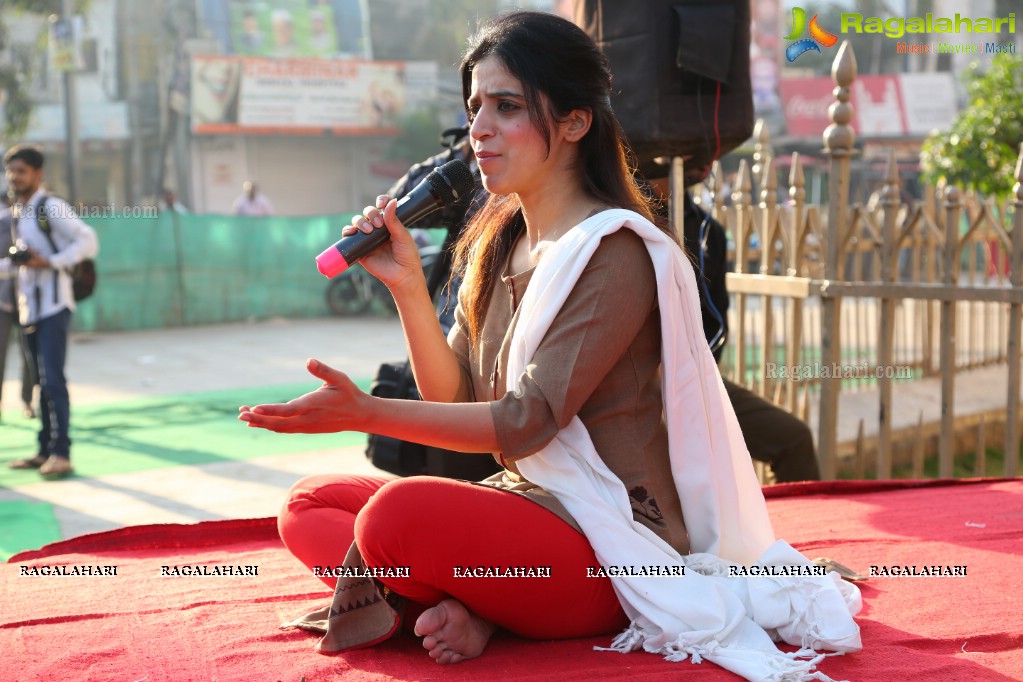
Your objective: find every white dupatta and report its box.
[511,210,862,682]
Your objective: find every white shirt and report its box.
[232,194,274,216]
[6,190,99,325]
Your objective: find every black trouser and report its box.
[723,378,821,483]
[0,308,35,409]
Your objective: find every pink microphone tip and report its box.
[315,246,349,278]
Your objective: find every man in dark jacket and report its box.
[680,191,820,483]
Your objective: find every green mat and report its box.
[0,500,62,561]
[1,380,372,487]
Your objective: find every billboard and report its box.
[201,0,371,59]
[190,56,438,135]
[779,73,959,138]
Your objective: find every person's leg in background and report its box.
[3,310,38,420]
[18,322,36,417]
[27,309,73,476]
[724,377,821,483]
[0,306,13,421]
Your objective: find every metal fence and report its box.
[699,42,1022,480]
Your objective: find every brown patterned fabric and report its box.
[281,541,404,653]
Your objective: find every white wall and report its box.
[191,135,403,216]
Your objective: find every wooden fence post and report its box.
[1006,144,1023,477]
[877,150,900,478]
[939,185,962,478]
[819,41,857,480]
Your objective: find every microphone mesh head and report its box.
[428,159,476,205]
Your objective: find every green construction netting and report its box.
[71,212,421,332]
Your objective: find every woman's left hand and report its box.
[238,359,369,433]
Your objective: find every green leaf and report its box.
[920,54,1023,200]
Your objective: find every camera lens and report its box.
[8,247,30,264]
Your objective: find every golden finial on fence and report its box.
[943,184,961,207]
[823,41,857,156]
[735,158,752,209]
[752,118,771,187]
[734,159,753,276]
[882,149,901,206]
[710,159,725,212]
[789,152,805,207]
[944,185,963,280]
[788,152,808,277]
[760,156,778,210]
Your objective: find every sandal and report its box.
[9,454,48,470]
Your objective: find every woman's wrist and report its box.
[359,394,385,434]
[388,270,430,302]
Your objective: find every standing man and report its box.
[232,180,274,216]
[3,145,99,478]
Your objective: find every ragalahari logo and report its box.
[785,7,839,61]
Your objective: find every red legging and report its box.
[278,474,629,640]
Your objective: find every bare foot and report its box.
[413,598,496,664]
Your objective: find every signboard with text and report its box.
[780,72,959,138]
[190,56,437,135]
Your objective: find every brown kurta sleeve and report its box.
[490,229,658,460]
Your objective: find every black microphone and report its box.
[315,159,475,278]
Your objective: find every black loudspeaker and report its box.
[574,0,754,179]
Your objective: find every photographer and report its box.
[3,145,98,478]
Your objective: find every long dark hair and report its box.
[451,10,667,345]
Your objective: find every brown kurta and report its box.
[447,229,690,555]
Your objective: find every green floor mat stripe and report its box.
[1,380,372,487]
[0,500,61,561]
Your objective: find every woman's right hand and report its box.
[343,195,425,294]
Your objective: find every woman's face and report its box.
[467,56,563,198]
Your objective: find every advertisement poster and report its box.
[201,0,371,59]
[47,14,85,72]
[190,55,437,134]
[780,73,959,137]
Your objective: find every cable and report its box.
[693,202,727,355]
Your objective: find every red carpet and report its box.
[3,479,1021,681]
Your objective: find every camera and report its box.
[6,246,32,264]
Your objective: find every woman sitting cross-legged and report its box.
[239,11,861,681]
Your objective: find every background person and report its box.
[237,10,264,54]
[3,144,99,478]
[676,186,820,482]
[270,9,296,57]
[160,187,188,214]
[232,180,274,216]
